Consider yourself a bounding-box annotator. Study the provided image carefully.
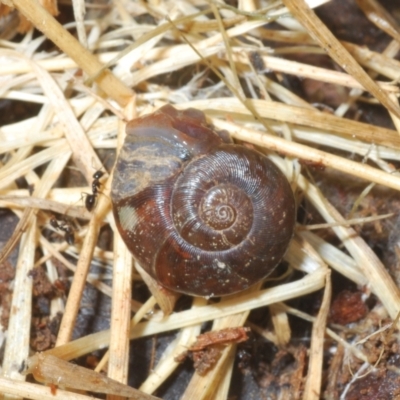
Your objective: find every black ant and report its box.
[85,170,105,212]
[50,215,75,245]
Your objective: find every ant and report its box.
[50,215,75,245]
[85,170,105,212]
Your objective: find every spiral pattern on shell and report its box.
[111,105,296,297]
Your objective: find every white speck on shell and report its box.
[216,261,226,269]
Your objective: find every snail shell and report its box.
[111,105,296,297]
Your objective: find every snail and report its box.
[111,105,296,297]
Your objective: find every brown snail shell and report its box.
[111,105,296,297]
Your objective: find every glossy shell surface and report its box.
[111,105,296,297]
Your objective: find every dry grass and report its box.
[0,0,400,399]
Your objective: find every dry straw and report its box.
[0,0,399,399]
